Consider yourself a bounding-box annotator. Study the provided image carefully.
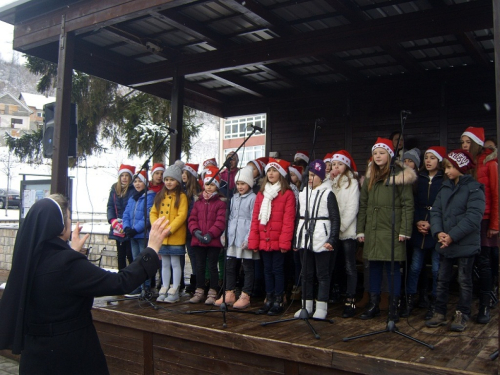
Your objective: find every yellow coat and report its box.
[150,191,188,246]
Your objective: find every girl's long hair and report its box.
[114,174,130,197]
[367,159,390,191]
[184,172,201,202]
[338,165,360,189]
[260,170,291,195]
[463,137,483,178]
[154,183,184,212]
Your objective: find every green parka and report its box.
[357,163,416,261]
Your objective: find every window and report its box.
[11,118,23,128]
[224,145,265,166]
[37,112,42,117]
[224,114,266,139]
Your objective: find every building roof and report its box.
[0,93,32,116]
[0,0,494,117]
[19,92,55,110]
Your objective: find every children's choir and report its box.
[108,125,496,331]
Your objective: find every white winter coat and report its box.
[331,171,360,240]
[295,181,338,252]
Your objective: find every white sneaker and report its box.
[156,286,168,302]
[165,287,180,303]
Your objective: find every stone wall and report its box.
[0,227,118,271]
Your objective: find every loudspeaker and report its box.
[43,102,78,158]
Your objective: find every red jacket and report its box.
[248,189,296,251]
[188,194,226,247]
[476,148,499,231]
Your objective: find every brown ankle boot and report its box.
[233,292,251,309]
[214,290,236,306]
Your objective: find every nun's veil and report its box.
[0,198,66,353]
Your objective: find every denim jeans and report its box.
[369,261,401,296]
[130,238,150,289]
[406,247,439,296]
[435,255,474,316]
[260,251,286,295]
[299,249,331,302]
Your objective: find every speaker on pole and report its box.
[42,102,78,158]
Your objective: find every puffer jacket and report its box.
[122,190,156,239]
[430,174,485,258]
[106,183,135,242]
[412,170,444,249]
[248,189,296,251]
[227,191,256,248]
[295,181,340,252]
[356,163,416,262]
[188,193,226,247]
[476,148,498,231]
[150,191,188,246]
[331,171,360,240]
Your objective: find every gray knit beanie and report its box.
[403,147,421,168]
[163,164,183,184]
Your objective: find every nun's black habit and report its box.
[0,198,160,374]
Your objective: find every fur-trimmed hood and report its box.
[365,162,417,186]
[332,170,357,189]
[482,147,497,164]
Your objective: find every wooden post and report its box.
[51,14,74,196]
[169,67,184,164]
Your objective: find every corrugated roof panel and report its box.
[182,42,217,54]
[293,16,349,32]
[127,17,175,36]
[260,80,294,90]
[273,0,334,22]
[244,72,277,82]
[135,54,167,64]
[235,29,278,43]
[280,57,319,67]
[82,33,117,47]
[289,64,332,75]
[110,44,144,57]
[307,73,346,84]
[157,31,199,47]
[217,87,247,95]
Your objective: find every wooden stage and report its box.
[92,294,499,375]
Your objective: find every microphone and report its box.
[315,118,326,128]
[247,124,264,133]
[167,127,178,135]
[401,110,412,115]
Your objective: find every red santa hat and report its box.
[183,163,199,178]
[265,158,291,178]
[151,163,165,175]
[331,150,357,172]
[203,158,218,168]
[323,153,332,163]
[248,157,269,177]
[294,150,309,163]
[461,126,485,146]
[425,146,447,162]
[372,137,394,158]
[203,166,220,188]
[446,149,476,174]
[118,164,135,178]
[135,170,148,184]
[288,165,304,181]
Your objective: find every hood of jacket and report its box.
[365,162,417,186]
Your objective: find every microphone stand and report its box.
[343,111,434,349]
[187,127,260,328]
[261,118,333,339]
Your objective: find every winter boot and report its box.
[233,292,251,309]
[399,293,417,318]
[189,288,205,303]
[257,293,275,315]
[205,288,217,305]
[477,292,491,324]
[185,274,196,294]
[294,300,313,318]
[156,286,168,302]
[268,293,285,316]
[342,295,356,318]
[355,291,369,309]
[426,312,447,328]
[290,285,302,300]
[450,310,468,332]
[379,292,389,311]
[387,296,400,323]
[165,287,180,303]
[424,295,436,320]
[214,290,236,307]
[313,301,328,319]
[418,290,430,308]
[360,293,381,320]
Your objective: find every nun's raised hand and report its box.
[147,217,171,253]
[71,222,90,252]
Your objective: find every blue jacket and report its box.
[412,170,444,250]
[106,183,135,242]
[430,174,485,258]
[122,190,156,239]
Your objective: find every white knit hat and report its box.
[234,166,255,188]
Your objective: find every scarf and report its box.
[258,182,281,225]
[203,191,217,200]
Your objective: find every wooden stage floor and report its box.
[92,293,499,375]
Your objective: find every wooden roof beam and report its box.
[207,72,266,97]
[455,32,492,66]
[323,0,369,23]
[317,55,365,81]
[380,43,426,75]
